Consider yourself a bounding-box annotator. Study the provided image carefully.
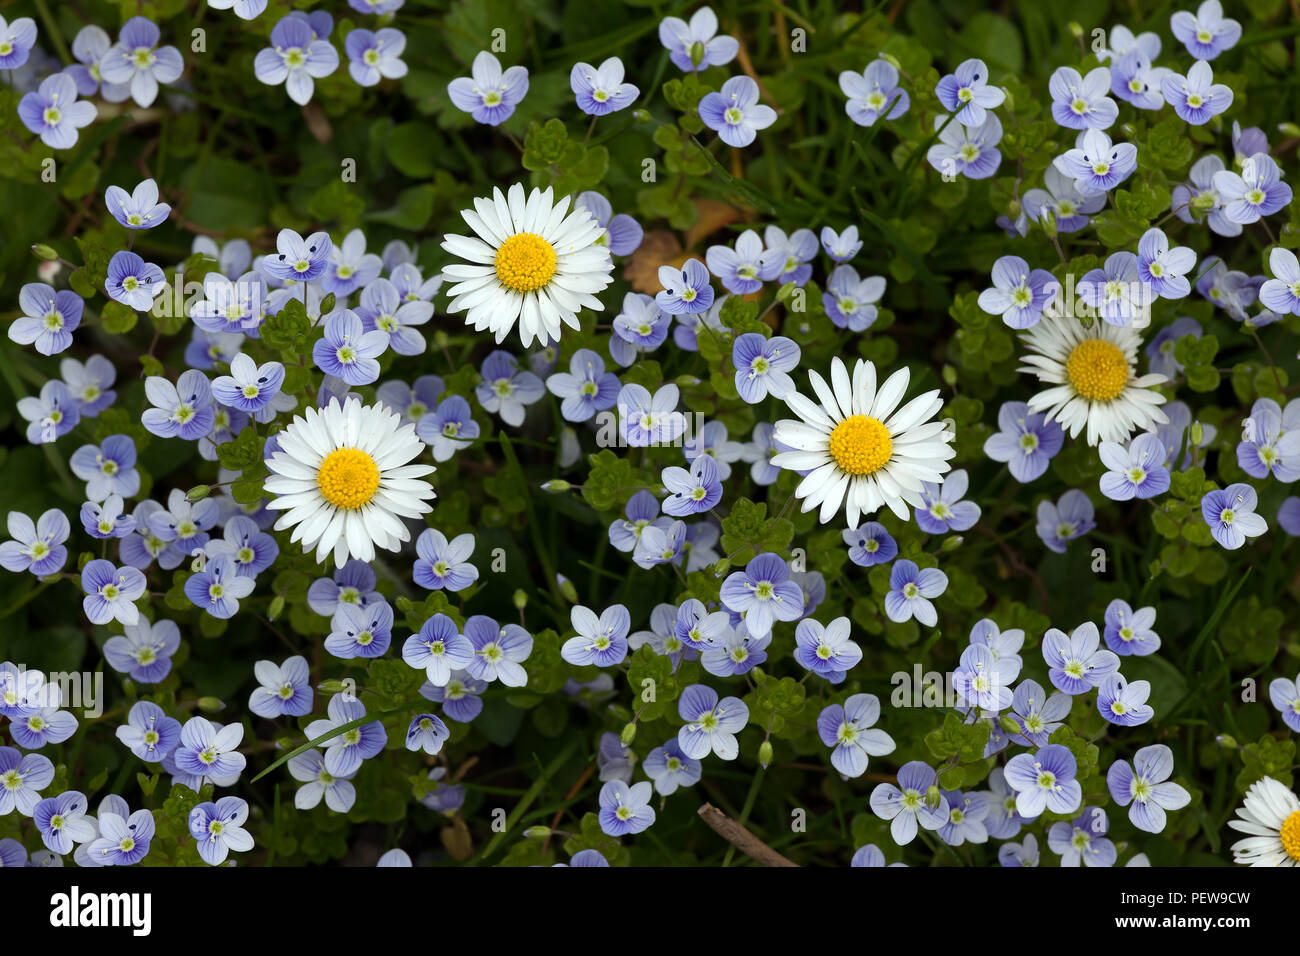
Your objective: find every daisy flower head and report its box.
[441,183,613,348]
[263,397,436,568]
[1019,311,1168,446]
[1229,776,1300,866]
[771,356,955,526]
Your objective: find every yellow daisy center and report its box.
[494,233,557,293]
[828,414,893,476]
[1066,338,1128,402]
[316,448,381,510]
[1281,810,1300,862]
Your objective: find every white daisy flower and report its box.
[1019,312,1169,446]
[264,397,436,568]
[440,183,614,348]
[771,357,956,526]
[1228,776,1300,867]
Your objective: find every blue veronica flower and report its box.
[288,749,355,813]
[1049,66,1117,130]
[597,731,636,783]
[1098,433,1170,500]
[81,495,134,540]
[82,799,153,867]
[698,75,776,148]
[306,560,379,615]
[446,51,527,125]
[983,767,1028,839]
[403,613,474,687]
[356,278,432,355]
[823,265,886,332]
[175,716,246,781]
[190,273,267,335]
[312,310,387,386]
[817,693,893,777]
[1042,621,1120,694]
[416,395,480,462]
[658,6,737,72]
[206,515,278,578]
[970,617,1024,665]
[842,521,897,566]
[405,713,450,756]
[264,228,333,283]
[977,256,1058,330]
[1269,670,1300,732]
[618,382,685,446]
[851,844,897,867]
[1097,673,1154,726]
[953,643,1016,714]
[1103,599,1161,657]
[677,683,749,760]
[1162,60,1233,125]
[11,695,78,748]
[700,622,768,677]
[211,353,285,414]
[208,0,268,19]
[1145,317,1202,378]
[1079,251,1154,327]
[18,380,80,444]
[884,559,947,626]
[346,28,407,87]
[608,490,660,553]
[70,434,138,503]
[610,293,671,366]
[840,60,908,127]
[1261,248,1300,317]
[103,618,179,685]
[306,694,388,776]
[389,261,442,302]
[739,422,785,486]
[935,58,1005,126]
[246,655,313,719]
[760,226,818,285]
[0,15,36,69]
[684,423,743,483]
[794,616,862,683]
[561,604,631,668]
[706,229,775,294]
[185,554,255,619]
[254,15,338,105]
[655,258,714,315]
[105,178,170,230]
[115,701,180,763]
[999,832,1039,867]
[1195,255,1263,322]
[118,501,171,570]
[937,790,989,846]
[0,746,53,815]
[1004,743,1082,817]
[643,739,701,795]
[185,330,243,370]
[1109,49,1170,111]
[720,552,803,638]
[628,604,692,670]
[598,780,655,836]
[420,767,466,814]
[570,56,638,115]
[1170,0,1240,60]
[546,348,620,423]
[60,354,116,417]
[1022,166,1106,234]
[1006,678,1070,748]
[141,369,215,441]
[322,229,382,297]
[99,16,183,107]
[632,518,686,569]
[413,529,479,593]
[870,760,950,844]
[1048,809,1116,866]
[464,615,533,687]
[915,469,981,534]
[376,375,444,425]
[105,251,165,311]
[926,112,1002,179]
[189,796,254,865]
[475,350,545,427]
[574,191,642,256]
[66,26,121,98]
[10,283,82,356]
[673,598,730,652]
[820,225,862,262]
[1201,482,1267,549]
[732,332,799,403]
[661,454,722,517]
[17,72,97,149]
[1035,488,1094,552]
[0,509,68,577]
[326,600,393,659]
[1108,745,1191,833]
[1053,128,1137,195]
[420,670,487,722]
[1171,155,1238,235]
[1212,153,1292,225]
[34,790,95,855]
[81,559,146,625]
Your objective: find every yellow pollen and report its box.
[1281,810,1300,862]
[316,448,380,510]
[494,233,557,293]
[1065,338,1128,402]
[828,415,893,476]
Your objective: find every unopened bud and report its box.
[774,280,798,303]
[940,535,965,552]
[1191,191,1217,214]
[186,484,211,502]
[925,784,943,809]
[1190,421,1204,445]
[941,365,958,387]
[268,595,285,621]
[620,722,637,747]
[712,558,732,578]
[1068,21,1084,37]
[523,825,552,839]
[632,109,652,122]
[318,679,351,694]
[197,696,225,713]
[758,740,773,769]
[1216,734,1238,750]
[513,589,528,611]
[999,714,1021,735]
[1040,209,1058,239]
[541,479,570,493]
[689,40,706,67]
[878,52,901,70]
[1278,121,1300,138]
[557,573,579,604]
[31,243,59,261]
